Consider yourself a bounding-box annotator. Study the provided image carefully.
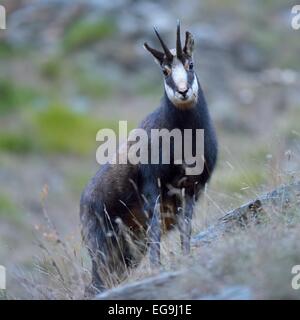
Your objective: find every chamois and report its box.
[80,21,218,294]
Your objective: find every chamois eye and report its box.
[189,62,194,70]
[163,67,171,77]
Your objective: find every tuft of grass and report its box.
[64,18,117,51]
[16,214,89,300]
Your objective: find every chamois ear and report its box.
[183,31,194,57]
[143,42,164,65]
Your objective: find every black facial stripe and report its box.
[165,74,176,92]
[187,71,195,88]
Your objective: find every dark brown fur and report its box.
[80,26,218,294]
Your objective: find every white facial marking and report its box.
[192,75,199,94]
[172,58,187,91]
[162,50,198,109]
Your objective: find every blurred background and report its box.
[0,0,300,299]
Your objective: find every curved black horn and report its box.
[153,27,173,61]
[144,42,164,63]
[176,20,183,59]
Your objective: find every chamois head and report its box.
[144,21,198,108]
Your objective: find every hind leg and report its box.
[84,259,105,296]
[81,205,131,295]
[86,230,131,295]
[87,217,148,295]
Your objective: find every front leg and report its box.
[179,193,194,255]
[141,173,162,268]
[148,196,161,268]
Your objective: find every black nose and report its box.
[178,88,188,97]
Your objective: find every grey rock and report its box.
[200,286,252,300]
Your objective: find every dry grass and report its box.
[9,174,300,300]
[13,222,89,300]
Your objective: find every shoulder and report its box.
[139,107,164,131]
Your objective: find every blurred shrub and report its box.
[32,104,119,155]
[32,104,99,155]
[0,80,38,114]
[0,133,35,154]
[0,103,133,156]
[63,18,117,51]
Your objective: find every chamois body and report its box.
[80,23,218,294]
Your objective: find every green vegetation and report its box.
[64,18,117,51]
[0,41,14,58]
[40,56,62,80]
[0,104,124,156]
[32,104,120,155]
[0,194,22,224]
[0,132,35,154]
[75,72,113,98]
[0,80,39,114]
[34,105,97,154]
